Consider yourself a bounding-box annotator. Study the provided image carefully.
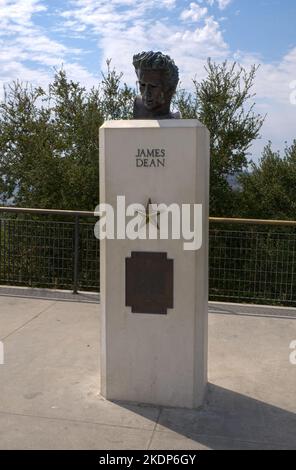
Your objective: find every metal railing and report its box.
[0,207,296,306]
[0,207,99,294]
[209,218,296,305]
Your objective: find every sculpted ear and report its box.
[165,87,174,101]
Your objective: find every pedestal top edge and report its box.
[100,119,205,129]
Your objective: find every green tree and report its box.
[174,60,265,216]
[0,64,135,210]
[238,141,296,220]
[0,59,263,215]
[100,59,135,120]
[0,82,55,207]
[48,69,103,210]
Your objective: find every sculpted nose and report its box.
[145,85,152,98]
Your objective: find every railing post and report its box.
[73,215,80,294]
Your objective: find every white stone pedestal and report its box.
[99,119,209,409]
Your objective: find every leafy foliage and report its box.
[0,63,135,210]
[174,59,265,216]
[100,59,135,120]
[0,59,270,217]
[238,141,296,220]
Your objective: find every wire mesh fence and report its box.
[0,208,296,306]
[79,222,100,291]
[209,223,296,305]
[0,209,100,292]
[0,218,74,289]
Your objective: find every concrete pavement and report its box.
[0,288,295,449]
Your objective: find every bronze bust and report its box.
[133,51,180,119]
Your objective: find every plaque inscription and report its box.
[126,252,174,315]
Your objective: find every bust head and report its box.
[133,51,179,119]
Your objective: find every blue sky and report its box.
[0,0,295,161]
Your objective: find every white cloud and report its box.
[0,0,96,97]
[0,0,47,29]
[205,0,233,10]
[0,0,295,159]
[180,3,208,22]
[180,16,227,48]
[236,47,296,157]
[0,0,226,94]
[60,0,179,37]
[60,0,228,91]
[217,0,232,9]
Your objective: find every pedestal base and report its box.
[99,119,209,408]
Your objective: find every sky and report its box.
[0,0,295,161]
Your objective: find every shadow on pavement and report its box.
[114,383,296,450]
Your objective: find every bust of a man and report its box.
[133,51,180,119]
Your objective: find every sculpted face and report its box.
[138,70,168,112]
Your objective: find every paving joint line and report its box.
[0,408,155,433]
[145,428,288,449]
[209,310,296,320]
[146,407,162,450]
[1,301,58,341]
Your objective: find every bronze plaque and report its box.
[126,252,174,315]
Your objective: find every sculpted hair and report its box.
[133,51,179,93]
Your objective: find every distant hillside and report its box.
[226,173,244,191]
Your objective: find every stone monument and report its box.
[99,51,209,408]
